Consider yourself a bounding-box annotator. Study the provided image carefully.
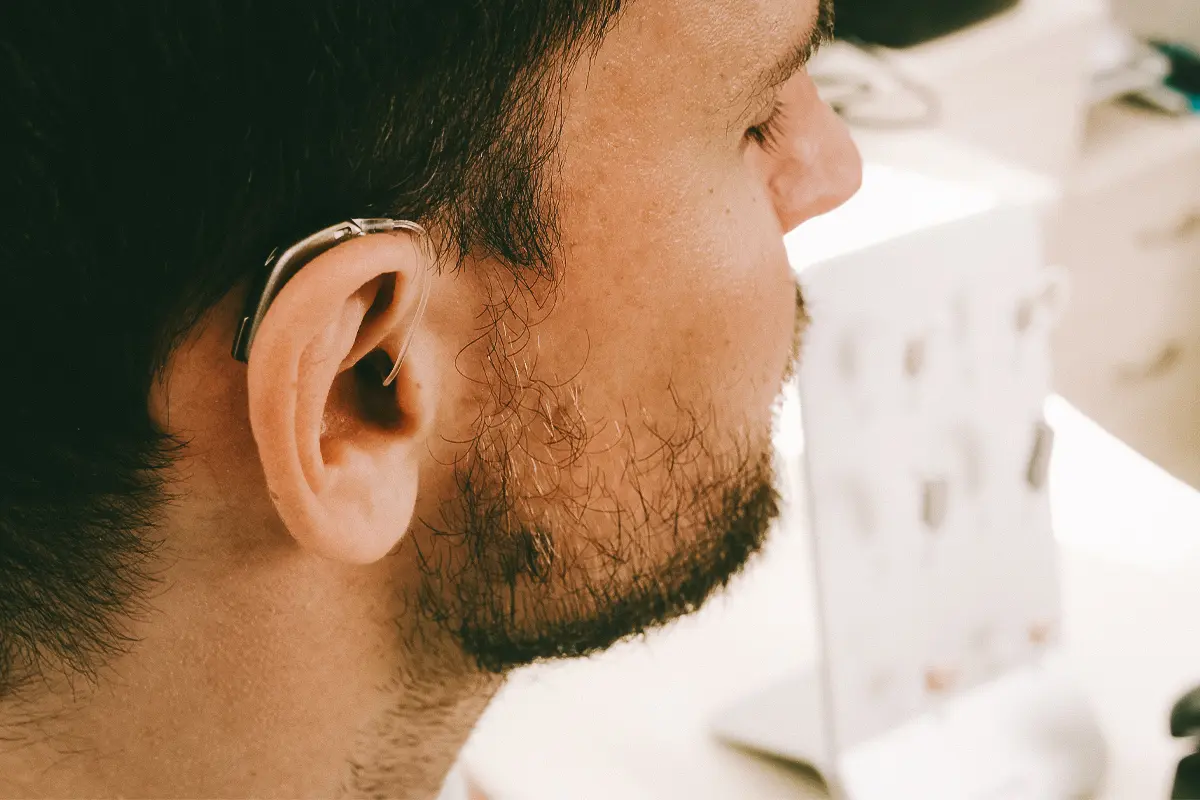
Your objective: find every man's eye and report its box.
[745,101,786,152]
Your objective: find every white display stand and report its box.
[714,657,1105,800]
[715,161,1107,799]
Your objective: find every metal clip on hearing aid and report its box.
[231,218,432,387]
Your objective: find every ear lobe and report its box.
[245,232,435,564]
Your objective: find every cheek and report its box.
[553,168,797,416]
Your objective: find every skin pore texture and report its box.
[0,0,860,798]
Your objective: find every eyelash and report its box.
[745,100,786,152]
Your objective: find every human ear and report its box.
[245,229,436,564]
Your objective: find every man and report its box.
[0,0,860,797]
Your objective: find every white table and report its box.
[462,397,1200,800]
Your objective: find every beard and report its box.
[403,283,806,674]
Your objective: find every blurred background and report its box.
[459,2,1200,798]
[817,0,1200,488]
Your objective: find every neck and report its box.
[0,533,505,800]
[0,662,501,800]
[0,461,507,798]
[336,666,502,798]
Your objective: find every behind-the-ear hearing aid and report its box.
[231,218,432,387]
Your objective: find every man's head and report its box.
[0,1,860,796]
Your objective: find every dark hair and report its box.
[0,0,622,698]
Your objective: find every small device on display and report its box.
[1172,686,1200,799]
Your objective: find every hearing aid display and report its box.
[799,173,1106,799]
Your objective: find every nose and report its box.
[766,75,863,234]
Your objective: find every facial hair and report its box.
[403,280,806,674]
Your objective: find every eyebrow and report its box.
[750,0,836,96]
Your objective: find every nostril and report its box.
[765,116,863,233]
